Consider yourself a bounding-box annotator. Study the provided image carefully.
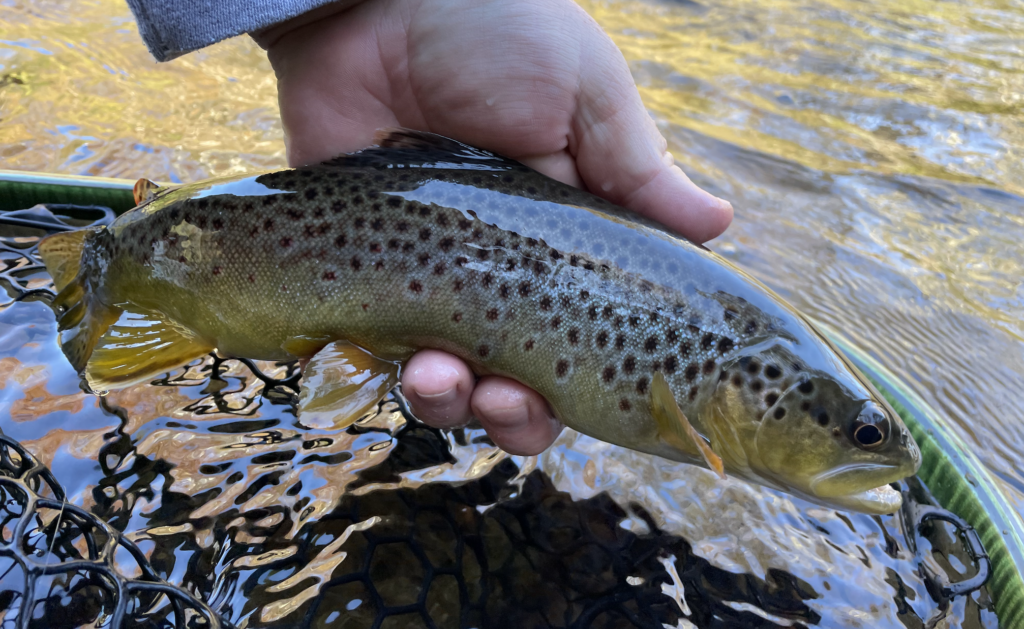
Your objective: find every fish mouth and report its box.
[810,463,901,497]
[814,483,904,515]
[806,463,907,514]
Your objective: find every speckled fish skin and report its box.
[56,131,920,513]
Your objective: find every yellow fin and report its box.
[297,341,399,430]
[85,310,213,391]
[651,372,726,479]
[38,228,96,292]
[133,178,165,205]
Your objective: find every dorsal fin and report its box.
[317,128,527,172]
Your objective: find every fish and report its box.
[38,129,921,514]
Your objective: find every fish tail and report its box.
[39,229,122,382]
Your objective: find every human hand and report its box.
[256,0,733,455]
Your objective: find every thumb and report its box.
[570,18,733,243]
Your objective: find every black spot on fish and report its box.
[387,238,400,250]
[801,401,811,412]
[817,411,830,426]
[679,341,692,357]
[452,312,463,323]
[524,339,535,351]
[353,195,364,204]
[765,364,782,379]
[396,221,409,232]
[322,271,336,280]
[746,360,761,375]
[409,280,423,293]
[439,237,455,252]
[636,377,649,394]
[560,296,571,308]
[588,306,598,320]
[732,374,743,388]
[354,217,365,229]
[550,249,562,261]
[483,273,494,288]
[798,380,814,395]
[370,218,384,231]
[518,282,531,297]
[476,249,489,261]
[506,259,517,272]
[486,308,499,321]
[745,320,758,335]
[453,279,464,292]
[433,262,446,275]
[264,218,275,231]
[619,399,631,411]
[663,355,678,374]
[602,366,616,383]
[602,305,613,319]
[533,260,545,275]
[499,284,509,298]
[645,336,658,352]
[478,345,490,358]
[623,356,636,374]
[418,253,431,266]
[369,242,382,253]
[280,237,292,248]
[615,334,626,350]
[540,296,552,311]
[351,256,362,271]
[568,329,580,344]
[419,206,431,217]
[556,360,569,378]
[287,209,305,220]
[689,387,699,402]
[419,228,431,241]
[331,200,347,214]
[550,316,562,329]
[701,333,715,351]
[765,392,780,406]
[703,359,716,375]
[212,218,224,230]
[750,380,763,393]
[596,331,609,349]
[386,197,402,208]
[774,407,787,420]
[305,188,318,200]
[718,338,734,354]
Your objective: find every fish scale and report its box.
[39,129,920,514]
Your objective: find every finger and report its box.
[401,350,475,428]
[470,377,563,456]
[569,9,733,243]
[518,150,584,189]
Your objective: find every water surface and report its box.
[0,0,1020,626]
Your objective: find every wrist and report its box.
[250,0,370,50]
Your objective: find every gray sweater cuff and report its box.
[126,0,341,61]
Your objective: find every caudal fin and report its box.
[38,229,121,386]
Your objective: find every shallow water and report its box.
[0,0,1020,626]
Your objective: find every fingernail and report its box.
[416,386,459,404]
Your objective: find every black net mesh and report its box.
[0,202,994,629]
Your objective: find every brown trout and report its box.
[39,129,920,514]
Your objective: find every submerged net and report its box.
[0,203,995,628]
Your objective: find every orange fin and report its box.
[297,341,400,430]
[133,178,166,205]
[651,372,726,479]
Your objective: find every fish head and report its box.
[708,344,920,514]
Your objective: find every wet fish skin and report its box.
[41,130,920,514]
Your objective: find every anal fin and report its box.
[651,372,726,479]
[297,341,400,430]
[85,310,213,391]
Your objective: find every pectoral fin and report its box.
[85,310,214,391]
[651,372,726,479]
[297,341,400,430]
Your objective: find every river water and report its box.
[0,0,1020,626]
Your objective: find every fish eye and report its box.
[853,422,886,448]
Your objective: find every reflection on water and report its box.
[0,0,1020,625]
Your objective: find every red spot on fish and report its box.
[362,303,370,311]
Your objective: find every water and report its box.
[0,0,1020,626]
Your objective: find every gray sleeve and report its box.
[126,0,341,61]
